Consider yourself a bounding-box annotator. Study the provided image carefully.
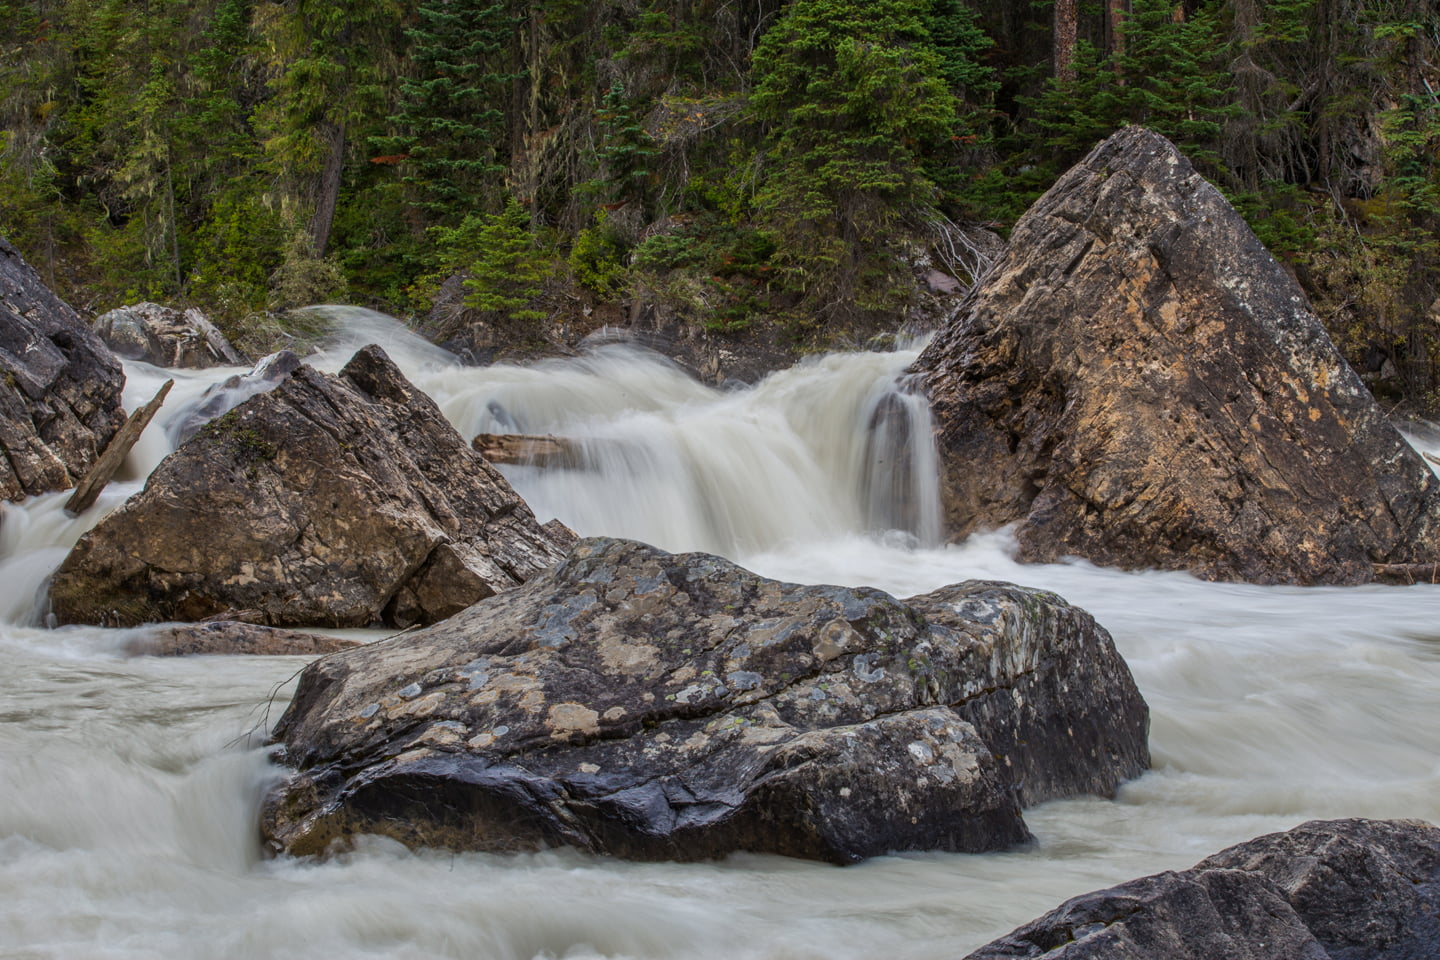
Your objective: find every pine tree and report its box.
[749,0,959,320]
[383,0,523,218]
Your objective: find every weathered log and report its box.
[473,432,585,468]
[1373,561,1440,585]
[64,379,172,515]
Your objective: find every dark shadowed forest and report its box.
[2,0,1438,400]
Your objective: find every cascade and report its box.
[0,308,1438,959]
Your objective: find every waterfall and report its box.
[422,338,944,555]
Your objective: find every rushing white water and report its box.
[2,308,1439,959]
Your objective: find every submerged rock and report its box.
[49,345,569,628]
[93,301,245,369]
[914,127,1440,584]
[260,537,1149,863]
[127,620,362,657]
[966,818,1440,960]
[0,237,126,502]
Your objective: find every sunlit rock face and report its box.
[261,537,1149,864]
[49,345,569,628]
[965,818,1440,960]
[0,237,126,502]
[915,127,1440,584]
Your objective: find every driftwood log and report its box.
[64,379,173,514]
[473,432,585,468]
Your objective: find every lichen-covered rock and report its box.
[965,818,1440,960]
[93,301,245,369]
[260,537,1149,863]
[0,237,126,502]
[49,345,569,628]
[913,127,1440,584]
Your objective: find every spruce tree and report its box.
[749,0,959,321]
[385,0,522,218]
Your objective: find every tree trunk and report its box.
[309,122,346,256]
[1054,0,1077,82]
[1106,0,1128,70]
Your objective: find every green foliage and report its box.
[382,0,522,217]
[750,0,959,319]
[434,199,554,322]
[591,81,659,208]
[568,211,629,298]
[269,229,349,310]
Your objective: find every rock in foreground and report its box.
[0,237,126,502]
[50,345,569,628]
[261,537,1149,863]
[914,127,1440,584]
[966,818,1440,960]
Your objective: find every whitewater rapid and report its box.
[2,308,1438,959]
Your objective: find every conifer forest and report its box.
[2,0,1438,402]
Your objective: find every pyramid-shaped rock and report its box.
[50,345,569,627]
[914,127,1440,584]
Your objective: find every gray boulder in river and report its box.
[93,301,245,369]
[914,127,1440,584]
[965,818,1440,960]
[49,344,570,628]
[261,537,1149,863]
[0,237,126,502]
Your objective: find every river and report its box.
[2,309,1438,959]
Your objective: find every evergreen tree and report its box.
[383,0,523,218]
[749,0,959,320]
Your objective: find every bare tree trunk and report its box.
[309,122,345,256]
[1054,0,1078,82]
[1106,0,1128,75]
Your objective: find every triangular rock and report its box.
[914,127,1440,584]
[49,345,569,627]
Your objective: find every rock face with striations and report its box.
[0,237,126,502]
[966,818,1440,960]
[49,345,569,628]
[93,301,245,369]
[913,127,1440,584]
[260,537,1149,863]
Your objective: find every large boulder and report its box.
[49,345,569,628]
[966,818,1440,960]
[0,238,126,501]
[913,127,1440,584]
[260,537,1149,863]
[167,349,303,446]
[93,301,245,369]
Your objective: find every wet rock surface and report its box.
[168,349,302,446]
[966,818,1440,960]
[93,301,245,369]
[127,620,362,657]
[49,345,569,628]
[261,537,1149,863]
[0,237,126,502]
[914,127,1440,584]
